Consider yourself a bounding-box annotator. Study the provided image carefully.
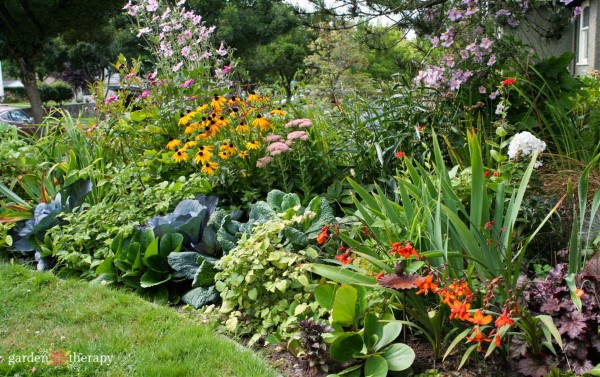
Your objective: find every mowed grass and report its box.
[0,262,277,377]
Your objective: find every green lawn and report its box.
[0,262,278,377]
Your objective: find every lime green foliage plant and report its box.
[214,216,324,345]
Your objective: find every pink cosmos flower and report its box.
[181,79,194,88]
[104,95,117,105]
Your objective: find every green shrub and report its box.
[39,80,73,104]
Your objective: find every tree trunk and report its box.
[16,56,44,124]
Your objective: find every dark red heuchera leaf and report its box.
[572,360,594,375]
[582,253,600,279]
[517,355,552,377]
[558,311,588,339]
[539,298,562,314]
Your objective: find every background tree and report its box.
[304,24,369,101]
[0,0,124,122]
[188,0,314,94]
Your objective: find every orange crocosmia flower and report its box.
[316,232,327,245]
[449,300,471,321]
[466,326,492,351]
[395,151,406,158]
[416,274,438,295]
[501,78,516,86]
[493,332,501,347]
[495,306,514,328]
[376,272,385,281]
[574,288,585,299]
[335,251,353,265]
[468,310,493,325]
[389,241,418,258]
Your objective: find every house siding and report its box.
[574,0,599,75]
[512,2,600,75]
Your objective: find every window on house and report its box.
[577,3,590,64]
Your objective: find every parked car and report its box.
[0,106,36,135]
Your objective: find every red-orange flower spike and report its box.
[389,241,418,258]
[468,310,493,325]
[316,225,329,245]
[574,288,585,299]
[501,78,516,86]
[376,272,385,281]
[449,300,472,321]
[416,274,438,295]
[335,251,353,265]
[495,306,515,328]
[466,326,492,351]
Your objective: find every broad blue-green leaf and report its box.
[181,286,219,309]
[192,258,217,287]
[281,193,301,211]
[283,227,308,247]
[168,251,200,280]
[364,313,382,350]
[266,190,286,212]
[364,354,388,377]
[382,343,415,371]
[374,313,402,351]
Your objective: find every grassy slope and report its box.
[0,262,277,377]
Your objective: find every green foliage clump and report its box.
[214,217,324,344]
[0,124,38,193]
[46,167,210,277]
[38,80,74,104]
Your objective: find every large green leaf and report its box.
[192,258,217,287]
[181,286,220,309]
[364,313,382,350]
[382,343,415,371]
[364,354,388,377]
[160,233,183,257]
[168,251,201,280]
[305,263,375,285]
[140,270,171,288]
[330,332,364,362]
[374,313,402,351]
[314,283,336,310]
[332,285,358,326]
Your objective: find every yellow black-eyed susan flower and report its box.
[201,161,219,175]
[194,149,212,164]
[172,149,189,163]
[252,114,272,131]
[246,140,260,150]
[270,108,286,116]
[210,94,226,110]
[166,139,182,150]
[236,123,250,133]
